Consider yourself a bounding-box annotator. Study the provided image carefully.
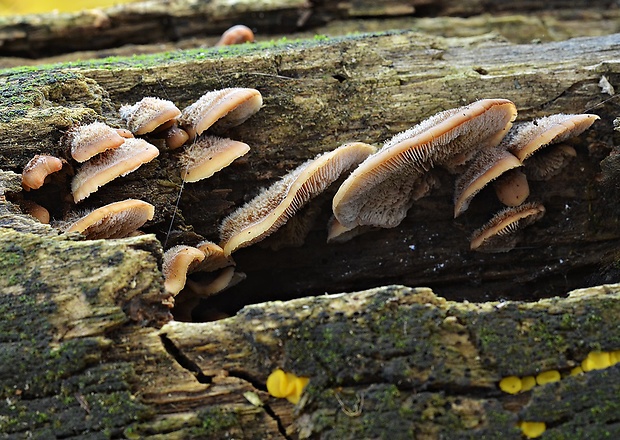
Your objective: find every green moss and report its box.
[192,408,239,436]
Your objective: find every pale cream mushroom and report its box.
[65,199,154,239]
[179,88,263,139]
[219,142,376,255]
[162,245,206,295]
[493,169,530,207]
[21,154,64,191]
[333,99,517,228]
[179,136,250,182]
[65,122,125,163]
[71,138,159,203]
[120,97,182,135]
[470,202,545,252]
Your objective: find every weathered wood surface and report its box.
[0,28,620,438]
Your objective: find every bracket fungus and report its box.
[162,245,206,295]
[64,198,155,239]
[21,154,64,191]
[179,136,250,182]
[64,121,126,163]
[179,88,263,139]
[470,202,545,252]
[524,144,577,181]
[333,98,517,228]
[453,146,523,217]
[120,97,182,135]
[219,141,376,255]
[503,113,599,162]
[71,138,159,203]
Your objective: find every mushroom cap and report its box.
[120,97,182,135]
[71,138,159,203]
[524,144,577,181]
[66,122,126,163]
[65,198,155,239]
[453,146,522,217]
[215,24,255,46]
[535,370,560,385]
[185,266,246,298]
[179,88,263,139]
[498,376,522,394]
[20,200,50,224]
[162,245,206,295]
[21,154,64,190]
[153,124,190,150]
[179,136,250,182]
[194,240,235,272]
[333,98,517,228]
[470,201,545,252]
[219,141,376,255]
[504,113,599,162]
[493,169,530,207]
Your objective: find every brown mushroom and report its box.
[219,142,376,255]
[503,113,599,162]
[152,123,190,150]
[179,136,250,182]
[71,138,159,203]
[453,146,522,217]
[64,122,126,163]
[22,154,65,191]
[20,200,50,224]
[215,25,255,46]
[65,199,155,239]
[179,88,263,139]
[333,99,517,228]
[524,144,577,181]
[120,97,182,135]
[470,202,545,252]
[162,245,206,295]
[493,169,530,206]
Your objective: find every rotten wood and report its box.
[0,25,619,439]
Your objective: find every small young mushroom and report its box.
[503,113,599,162]
[19,200,50,224]
[185,266,246,298]
[219,142,376,255]
[453,146,522,217]
[162,245,206,295]
[71,138,159,203]
[470,202,545,252]
[65,198,155,239]
[215,24,255,46]
[120,97,182,135]
[493,169,530,207]
[179,136,250,182]
[21,154,65,191]
[64,122,126,163]
[524,144,577,181]
[152,123,190,150]
[333,99,517,228]
[179,88,263,139]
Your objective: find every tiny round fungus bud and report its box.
[581,351,611,371]
[266,369,295,398]
[520,375,536,392]
[120,97,182,135]
[215,24,255,46]
[499,376,522,394]
[493,169,530,207]
[179,136,250,182]
[519,421,546,439]
[65,122,125,163]
[536,370,560,385]
[154,124,189,150]
[22,154,64,190]
[570,366,584,376]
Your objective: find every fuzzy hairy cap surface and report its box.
[162,245,206,295]
[120,97,181,135]
[333,98,518,229]
[71,138,159,203]
[179,136,250,182]
[22,154,64,190]
[66,122,126,163]
[219,142,376,255]
[65,199,154,239]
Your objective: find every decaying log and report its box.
[0,25,620,439]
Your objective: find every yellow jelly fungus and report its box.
[266,369,309,404]
[610,351,620,366]
[520,376,536,392]
[536,370,561,385]
[581,351,611,372]
[519,421,546,439]
[570,366,584,376]
[499,376,522,394]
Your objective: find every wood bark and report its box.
[0,15,620,439]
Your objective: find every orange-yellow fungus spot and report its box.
[266,369,309,404]
[581,351,611,371]
[536,370,560,385]
[519,421,546,439]
[499,376,522,394]
[610,351,620,366]
[520,376,536,392]
[570,366,584,376]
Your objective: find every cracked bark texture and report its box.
[1,12,620,440]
